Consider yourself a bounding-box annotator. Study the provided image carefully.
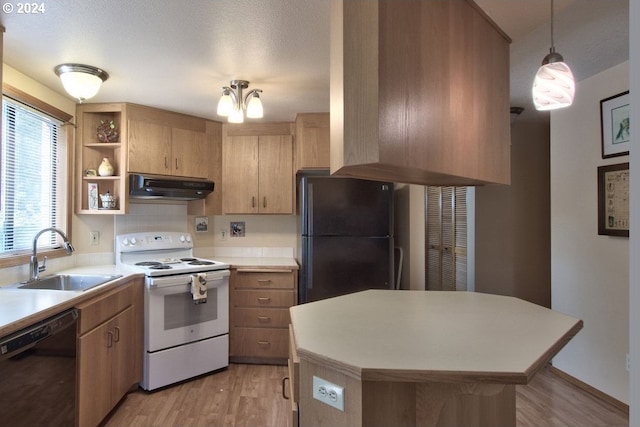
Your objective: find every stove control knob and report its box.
[130,237,138,246]
[122,238,129,246]
[185,235,192,243]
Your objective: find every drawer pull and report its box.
[257,340,271,347]
[237,268,293,273]
[257,279,271,285]
[257,316,271,323]
[282,376,290,400]
[257,297,271,304]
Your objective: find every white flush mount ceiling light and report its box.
[532,0,575,111]
[54,64,109,103]
[216,80,263,124]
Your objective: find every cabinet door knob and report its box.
[107,330,114,348]
[175,158,179,170]
[113,326,121,343]
[252,196,256,208]
[263,197,267,208]
[164,157,169,169]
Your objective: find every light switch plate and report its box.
[313,376,344,411]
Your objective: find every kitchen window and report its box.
[0,88,72,265]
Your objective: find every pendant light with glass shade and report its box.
[216,80,263,123]
[532,0,575,111]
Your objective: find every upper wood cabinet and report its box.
[127,104,210,179]
[187,120,223,216]
[330,0,511,186]
[222,122,294,214]
[295,113,330,171]
[76,102,222,215]
[127,120,171,175]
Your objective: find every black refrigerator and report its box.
[297,173,394,303]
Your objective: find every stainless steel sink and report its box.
[17,274,122,291]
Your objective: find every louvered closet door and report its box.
[426,187,467,291]
[454,187,468,291]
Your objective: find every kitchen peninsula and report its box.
[289,290,583,427]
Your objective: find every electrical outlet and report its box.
[313,376,344,411]
[627,353,630,372]
[89,231,100,246]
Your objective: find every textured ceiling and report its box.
[0,0,629,123]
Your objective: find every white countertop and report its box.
[290,290,583,384]
[193,246,298,270]
[213,256,298,269]
[0,265,139,337]
[0,256,297,338]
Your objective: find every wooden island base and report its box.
[290,290,583,427]
[301,359,516,427]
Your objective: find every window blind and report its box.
[1,96,67,254]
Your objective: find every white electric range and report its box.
[115,231,230,391]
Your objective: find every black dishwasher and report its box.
[0,309,78,427]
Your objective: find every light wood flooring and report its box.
[103,364,628,427]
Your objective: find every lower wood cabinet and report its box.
[75,277,143,427]
[287,325,300,427]
[229,268,298,364]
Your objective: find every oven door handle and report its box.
[148,271,230,289]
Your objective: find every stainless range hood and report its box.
[129,173,214,200]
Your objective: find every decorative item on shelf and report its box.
[88,183,98,210]
[98,157,114,176]
[216,79,263,124]
[99,191,117,209]
[96,119,119,143]
[85,168,97,177]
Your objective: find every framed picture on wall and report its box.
[597,162,629,237]
[195,216,208,233]
[600,91,630,158]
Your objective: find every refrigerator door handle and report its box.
[307,183,314,235]
[306,236,313,289]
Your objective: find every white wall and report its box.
[551,61,629,404]
[628,1,638,423]
[408,185,426,290]
[189,214,297,249]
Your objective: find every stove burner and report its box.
[180,258,197,262]
[150,264,173,270]
[136,261,163,267]
[188,260,215,266]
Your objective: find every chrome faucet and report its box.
[29,227,75,281]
